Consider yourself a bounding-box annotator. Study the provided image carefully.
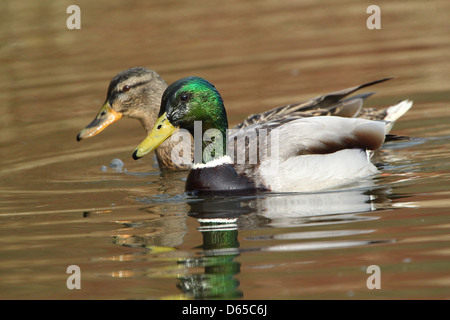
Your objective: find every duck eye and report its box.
[180,92,190,102]
[122,85,131,92]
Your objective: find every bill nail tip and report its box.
[132,150,141,160]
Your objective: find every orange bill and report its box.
[77,101,122,141]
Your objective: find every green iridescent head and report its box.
[132,77,229,162]
[160,76,228,135]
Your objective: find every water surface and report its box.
[0,0,449,299]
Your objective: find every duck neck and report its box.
[140,85,167,134]
[140,114,159,134]
[191,119,228,165]
[203,126,227,164]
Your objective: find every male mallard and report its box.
[77,67,408,171]
[132,76,412,194]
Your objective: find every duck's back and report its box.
[230,116,387,192]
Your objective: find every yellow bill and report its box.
[76,101,122,141]
[132,113,177,159]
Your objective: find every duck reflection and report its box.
[256,187,376,228]
[109,185,399,299]
[176,186,391,299]
[176,197,256,299]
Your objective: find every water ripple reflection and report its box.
[114,185,403,299]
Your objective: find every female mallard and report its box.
[77,67,409,170]
[132,77,412,194]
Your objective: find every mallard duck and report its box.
[77,67,408,170]
[132,76,412,194]
[76,67,180,168]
